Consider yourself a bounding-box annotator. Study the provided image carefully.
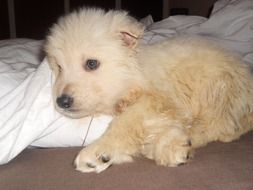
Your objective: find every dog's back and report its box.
[138,38,253,144]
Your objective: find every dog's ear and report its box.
[44,38,61,76]
[46,56,60,76]
[110,10,145,49]
[119,31,141,48]
[119,21,145,49]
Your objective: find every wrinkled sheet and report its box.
[0,0,253,165]
[142,0,253,65]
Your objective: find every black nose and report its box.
[56,94,74,109]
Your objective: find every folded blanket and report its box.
[0,0,252,165]
[142,0,253,65]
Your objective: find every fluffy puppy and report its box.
[45,8,253,173]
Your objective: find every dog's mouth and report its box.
[56,106,89,119]
[67,108,82,113]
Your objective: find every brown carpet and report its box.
[1,132,253,190]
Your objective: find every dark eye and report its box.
[85,59,100,71]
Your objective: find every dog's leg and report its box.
[74,93,195,172]
[141,117,193,167]
[154,127,193,166]
[74,95,151,173]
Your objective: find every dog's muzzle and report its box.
[56,94,74,109]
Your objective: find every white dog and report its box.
[45,8,253,173]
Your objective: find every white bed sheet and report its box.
[0,0,252,165]
[142,0,253,65]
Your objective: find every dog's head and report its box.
[44,8,145,118]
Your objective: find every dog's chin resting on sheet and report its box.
[44,8,253,173]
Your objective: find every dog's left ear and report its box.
[113,11,145,49]
[120,30,142,49]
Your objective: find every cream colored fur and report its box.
[45,8,253,173]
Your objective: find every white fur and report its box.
[45,8,253,173]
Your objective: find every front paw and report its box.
[74,143,133,173]
[154,128,193,167]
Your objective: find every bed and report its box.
[0,0,253,189]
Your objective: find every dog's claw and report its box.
[100,155,111,163]
[74,143,133,173]
[75,151,112,173]
[177,162,186,166]
[86,162,96,168]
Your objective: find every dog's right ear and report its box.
[44,38,61,76]
[46,56,60,76]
